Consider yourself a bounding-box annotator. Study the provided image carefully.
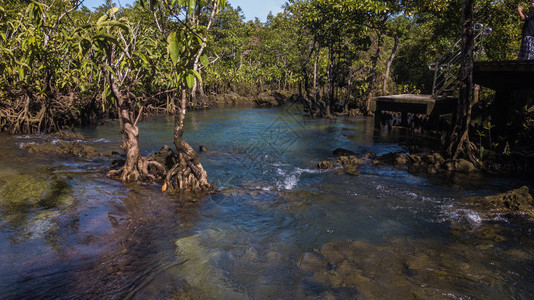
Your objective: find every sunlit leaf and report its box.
[188,0,195,16]
[192,69,202,83]
[167,31,180,65]
[186,73,194,88]
[200,54,209,67]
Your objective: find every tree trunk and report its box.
[164,88,213,191]
[365,32,383,112]
[105,61,165,182]
[314,50,319,103]
[301,42,315,114]
[326,46,335,117]
[447,0,476,161]
[382,34,399,95]
[345,71,354,114]
[191,1,218,107]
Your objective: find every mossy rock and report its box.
[338,156,362,175]
[456,158,476,173]
[0,168,73,212]
[317,161,333,169]
[472,186,534,217]
[23,141,100,158]
[53,130,85,140]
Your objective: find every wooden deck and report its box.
[371,61,534,129]
[371,94,457,127]
[473,60,534,90]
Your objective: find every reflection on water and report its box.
[0,106,533,299]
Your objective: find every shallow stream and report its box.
[1,106,533,299]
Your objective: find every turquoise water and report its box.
[0,106,533,298]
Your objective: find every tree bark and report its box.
[105,56,165,182]
[365,32,383,112]
[164,88,213,191]
[192,1,218,105]
[326,46,335,117]
[382,34,399,95]
[447,0,476,161]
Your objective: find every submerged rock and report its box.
[0,168,74,241]
[298,237,510,298]
[0,168,73,209]
[23,141,100,158]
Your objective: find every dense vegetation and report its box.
[1,0,533,181]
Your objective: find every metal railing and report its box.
[429,23,492,97]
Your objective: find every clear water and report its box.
[1,106,533,299]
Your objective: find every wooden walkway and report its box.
[371,61,534,128]
[371,94,457,127]
[473,60,534,90]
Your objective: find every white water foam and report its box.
[273,166,328,190]
[18,142,37,149]
[441,205,483,226]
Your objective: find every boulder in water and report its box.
[148,145,179,170]
[317,161,333,169]
[469,186,534,218]
[338,155,362,175]
[456,158,476,173]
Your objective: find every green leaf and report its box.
[102,64,115,76]
[192,69,202,83]
[138,52,149,65]
[167,32,180,65]
[97,14,109,26]
[188,0,195,16]
[186,73,195,89]
[200,55,209,67]
[102,85,114,111]
[108,7,119,17]
[93,33,119,45]
[18,67,25,82]
[102,20,129,32]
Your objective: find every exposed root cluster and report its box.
[0,92,83,134]
[107,157,167,183]
[163,151,214,192]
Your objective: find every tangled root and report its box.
[164,152,214,192]
[106,157,167,183]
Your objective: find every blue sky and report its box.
[81,0,286,22]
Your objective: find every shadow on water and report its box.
[0,106,533,298]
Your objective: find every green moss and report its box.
[0,168,74,212]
